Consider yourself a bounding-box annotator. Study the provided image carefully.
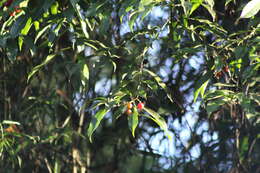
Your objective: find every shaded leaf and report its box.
[143,68,174,102]
[202,3,216,21]
[70,0,89,38]
[27,54,56,82]
[206,99,226,115]
[10,15,29,38]
[128,107,139,137]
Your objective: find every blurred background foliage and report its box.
[0,0,259,172]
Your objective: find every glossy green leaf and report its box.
[87,108,110,142]
[128,107,139,137]
[2,120,20,125]
[34,24,51,43]
[51,1,59,15]
[194,79,209,103]
[240,0,260,18]
[81,63,89,88]
[33,21,40,31]
[21,17,32,35]
[143,107,171,139]
[190,0,203,15]
[129,11,139,32]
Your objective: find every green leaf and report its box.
[21,17,32,35]
[54,159,61,173]
[33,21,40,31]
[87,108,110,142]
[27,54,56,82]
[2,120,21,125]
[202,4,216,21]
[18,36,23,51]
[10,15,29,38]
[225,0,233,7]
[239,136,249,161]
[34,24,51,43]
[81,63,89,87]
[206,99,226,115]
[190,0,203,15]
[69,0,89,38]
[194,80,209,103]
[143,69,174,102]
[240,0,260,18]
[128,107,139,137]
[129,11,139,32]
[51,1,59,15]
[143,107,171,139]
[140,0,154,7]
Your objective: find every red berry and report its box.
[215,71,223,79]
[10,11,15,16]
[126,102,133,109]
[223,65,229,73]
[137,102,144,111]
[126,109,132,115]
[15,6,22,13]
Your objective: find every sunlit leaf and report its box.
[2,120,20,125]
[21,17,32,35]
[34,24,51,43]
[240,0,260,18]
[143,107,171,139]
[81,63,89,87]
[87,108,110,142]
[51,1,59,15]
[190,0,203,15]
[194,79,209,102]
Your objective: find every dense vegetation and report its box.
[0,0,259,172]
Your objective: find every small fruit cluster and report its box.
[125,102,144,115]
[215,65,229,79]
[10,6,22,16]
[2,0,22,16]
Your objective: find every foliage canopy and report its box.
[0,0,259,172]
